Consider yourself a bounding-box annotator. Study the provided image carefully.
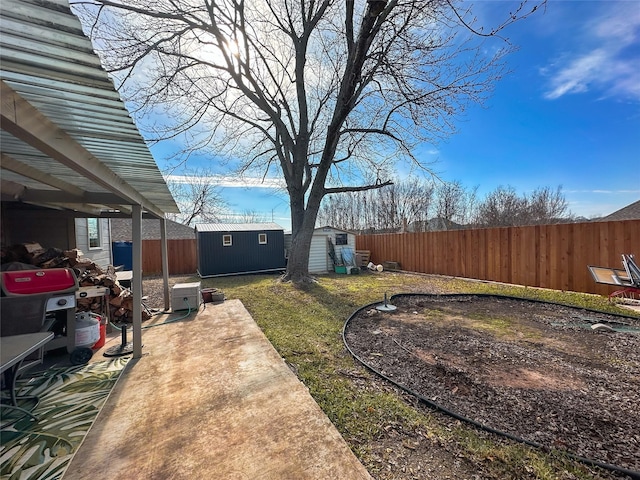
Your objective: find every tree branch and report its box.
[324,179,393,195]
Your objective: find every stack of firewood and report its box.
[1,242,150,323]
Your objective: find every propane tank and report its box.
[75,312,101,347]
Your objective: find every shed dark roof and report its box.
[111,218,195,241]
[196,223,284,232]
[601,200,640,221]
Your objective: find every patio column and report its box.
[132,204,143,359]
[160,217,170,312]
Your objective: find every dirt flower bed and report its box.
[344,294,640,475]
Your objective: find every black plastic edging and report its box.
[342,293,640,479]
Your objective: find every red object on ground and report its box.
[92,321,107,349]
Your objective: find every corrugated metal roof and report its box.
[0,0,179,218]
[196,223,284,233]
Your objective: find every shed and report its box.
[285,226,356,274]
[196,223,286,277]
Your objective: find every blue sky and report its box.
[151,0,640,230]
[431,0,640,220]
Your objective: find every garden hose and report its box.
[342,293,640,479]
[108,297,195,331]
[142,298,193,329]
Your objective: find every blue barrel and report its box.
[112,241,133,271]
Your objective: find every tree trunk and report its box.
[284,184,324,284]
[285,225,315,284]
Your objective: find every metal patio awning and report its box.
[1,0,180,359]
[0,0,179,219]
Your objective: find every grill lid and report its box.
[1,268,78,296]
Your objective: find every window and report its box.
[87,218,101,249]
[258,233,267,245]
[335,233,348,245]
[223,234,232,246]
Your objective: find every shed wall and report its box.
[197,230,285,276]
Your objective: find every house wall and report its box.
[74,218,112,268]
[1,208,75,251]
[197,229,286,276]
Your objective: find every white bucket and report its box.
[75,312,101,347]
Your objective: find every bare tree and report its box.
[164,167,228,226]
[476,185,524,227]
[476,184,572,227]
[75,0,544,282]
[317,177,436,232]
[404,178,436,232]
[231,210,271,224]
[319,180,571,231]
[434,180,470,228]
[527,185,571,224]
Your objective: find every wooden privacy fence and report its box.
[356,220,640,296]
[142,239,197,275]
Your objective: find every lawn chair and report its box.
[622,254,640,286]
[587,254,640,301]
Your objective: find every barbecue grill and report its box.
[0,268,94,365]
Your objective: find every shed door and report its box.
[308,235,330,273]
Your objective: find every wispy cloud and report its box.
[165,174,286,189]
[542,4,640,101]
[564,189,640,194]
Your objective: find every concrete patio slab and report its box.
[63,299,371,480]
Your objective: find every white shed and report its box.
[286,226,356,274]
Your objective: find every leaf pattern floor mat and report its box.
[1,356,130,480]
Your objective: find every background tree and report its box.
[164,167,228,226]
[318,177,436,232]
[526,185,570,224]
[233,210,272,224]
[434,180,477,228]
[318,181,572,231]
[475,185,525,227]
[475,184,572,227]
[75,0,544,282]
